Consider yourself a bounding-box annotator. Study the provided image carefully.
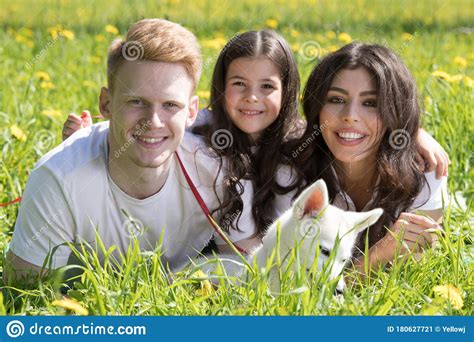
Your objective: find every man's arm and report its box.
[4,166,75,286]
[3,250,47,286]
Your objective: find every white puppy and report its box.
[194,179,383,293]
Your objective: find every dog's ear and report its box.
[351,208,384,234]
[294,179,329,219]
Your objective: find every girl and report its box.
[62,33,448,256]
[295,42,448,272]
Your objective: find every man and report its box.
[5,19,257,284]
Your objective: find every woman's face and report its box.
[320,67,385,166]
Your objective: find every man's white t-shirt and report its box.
[10,121,256,271]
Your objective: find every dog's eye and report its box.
[319,246,330,256]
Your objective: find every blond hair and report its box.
[107,19,202,91]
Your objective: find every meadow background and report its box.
[0,0,472,315]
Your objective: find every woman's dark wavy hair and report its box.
[296,42,426,250]
[193,30,302,236]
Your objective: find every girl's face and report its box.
[320,67,385,166]
[224,57,282,140]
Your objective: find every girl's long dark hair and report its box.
[295,42,426,250]
[194,30,303,236]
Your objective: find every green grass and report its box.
[0,0,472,315]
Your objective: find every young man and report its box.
[5,19,257,284]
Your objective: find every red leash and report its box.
[175,152,248,255]
[0,196,22,207]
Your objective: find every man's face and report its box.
[100,61,198,171]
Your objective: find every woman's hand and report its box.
[62,110,93,141]
[369,212,441,266]
[417,128,450,179]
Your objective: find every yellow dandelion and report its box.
[290,29,300,38]
[61,29,75,40]
[328,45,339,52]
[201,37,227,50]
[192,270,207,278]
[326,30,336,39]
[197,90,210,100]
[276,307,289,315]
[10,125,27,142]
[463,76,474,87]
[34,71,51,81]
[14,33,33,47]
[453,56,467,68]
[82,80,96,88]
[291,43,300,53]
[338,32,352,44]
[105,24,119,35]
[52,298,88,315]
[192,270,214,297]
[433,284,463,310]
[95,34,106,42]
[265,19,279,29]
[450,74,463,83]
[401,32,414,41]
[90,56,102,64]
[47,25,63,39]
[431,70,452,82]
[40,81,55,89]
[41,108,62,118]
[195,279,214,296]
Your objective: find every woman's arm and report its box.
[352,212,441,274]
